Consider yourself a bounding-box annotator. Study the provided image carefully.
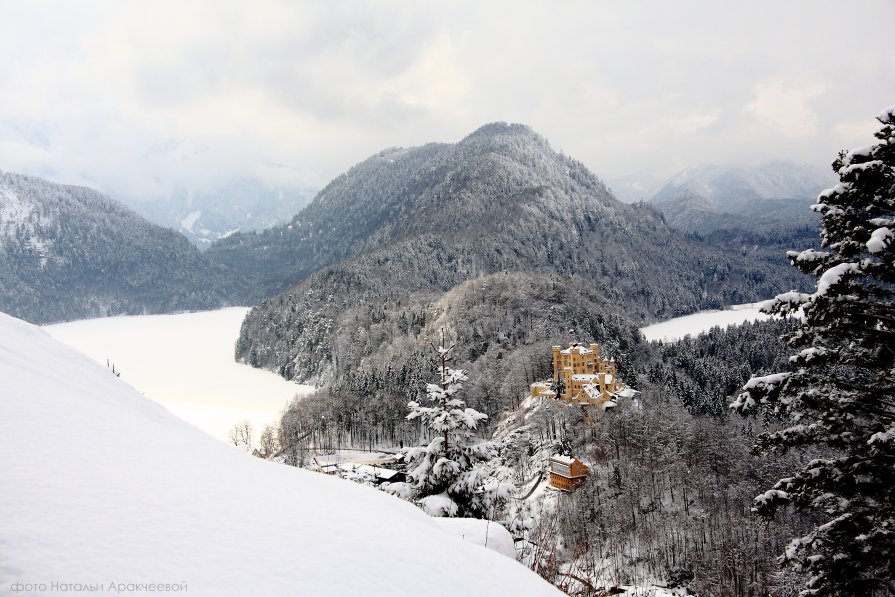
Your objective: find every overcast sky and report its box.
[1,1,893,203]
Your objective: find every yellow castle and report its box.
[530,343,625,407]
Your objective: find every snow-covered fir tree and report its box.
[732,106,895,596]
[386,331,512,518]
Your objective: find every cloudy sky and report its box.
[1,0,893,204]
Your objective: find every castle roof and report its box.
[571,373,598,382]
[560,343,593,355]
[581,384,603,400]
[613,387,639,399]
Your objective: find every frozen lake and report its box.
[639,302,774,343]
[44,308,314,442]
[40,303,779,440]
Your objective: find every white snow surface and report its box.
[639,302,772,342]
[0,311,562,597]
[816,262,859,296]
[550,454,575,465]
[43,308,314,442]
[432,518,517,559]
[867,226,892,253]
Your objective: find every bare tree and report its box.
[259,424,280,458]
[228,419,254,452]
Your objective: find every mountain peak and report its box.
[460,122,546,147]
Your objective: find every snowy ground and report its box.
[639,301,773,342]
[314,449,397,466]
[0,311,562,597]
[433,518,516,559]
[43,308,314,442]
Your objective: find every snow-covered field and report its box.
[1,311,561,596]
[640,302,773,342]
[43,308,313,442]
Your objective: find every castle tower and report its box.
[552,346,561,382]
[610,357,618,391]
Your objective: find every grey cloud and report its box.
[0,0,892,206]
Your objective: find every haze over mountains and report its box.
[213,123,810,305]
[606,171,667,204]
[125,180,316,249]
[648,161,834,233]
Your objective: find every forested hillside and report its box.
[0,172,234,323]
[270,272,647,451]
[231,123,812,390]
[646,318,795,416]
[507,386,813,596]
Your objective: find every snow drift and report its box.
[0,311,561,596]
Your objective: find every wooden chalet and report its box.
[548,454,589,491]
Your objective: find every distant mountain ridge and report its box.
[649,161,834,233]
[0,171,234,323]
[652,161,833,205]
[211,124,808,307]
[125,180,316,250]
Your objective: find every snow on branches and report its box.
[732,106,895,596]
[385,330,513,518]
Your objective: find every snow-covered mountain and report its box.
[648,161,834,232]
[0,310,561,597]
[652,161,833,207]
[212,123,810,310]
[225,124,812,391]
[0,171,235,323]
[126,180,316,250]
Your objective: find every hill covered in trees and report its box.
[271,272,648,452]
[0,171,235,323]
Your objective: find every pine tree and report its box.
[732,106,895,596]
[387,330,512,518]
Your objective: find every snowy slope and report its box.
[0,312,562,597]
